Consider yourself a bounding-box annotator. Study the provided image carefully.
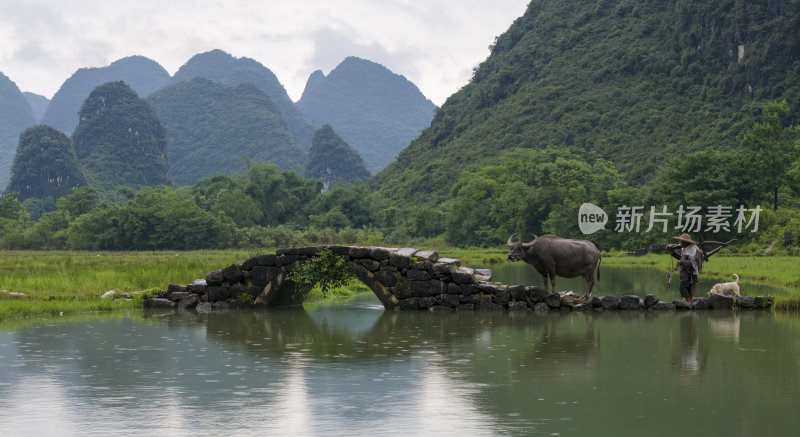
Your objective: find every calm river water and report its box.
[0,265,798,436]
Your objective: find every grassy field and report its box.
[439,247,510,265]
[0,250,261,295]
[600,253,800,289]
[0,250,264,320]
[601,253,800,310]
[1,248,798,320]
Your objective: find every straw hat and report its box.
[672,233,696,244]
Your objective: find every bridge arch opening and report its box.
[183,245,496,311]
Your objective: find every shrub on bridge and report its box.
[287,249,355,297]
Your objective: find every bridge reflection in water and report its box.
[1,296,798,436]
[8,248,781,436]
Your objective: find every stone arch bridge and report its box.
[153,245,774,312]
[160,245,536,312]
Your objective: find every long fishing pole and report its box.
[667,256,674,288]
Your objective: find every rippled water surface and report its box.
[1,292,799,436]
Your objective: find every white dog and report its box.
[708,274,741,298]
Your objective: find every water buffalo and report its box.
[507,234,601,299]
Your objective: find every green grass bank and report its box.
[0,250,261,320]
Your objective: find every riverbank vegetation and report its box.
[2,97,800,257]
[602,253,800,289]
[0,249,381,320]
[1,249,797,321]
[0,250,256,319]
[602,253,800,310]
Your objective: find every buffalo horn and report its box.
[507,234,517,246]
[521,235,538,247]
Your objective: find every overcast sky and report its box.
[0,0,529,105]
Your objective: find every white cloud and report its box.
[0,0,529,105]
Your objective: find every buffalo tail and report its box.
[596,255,601,282]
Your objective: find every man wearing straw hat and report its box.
[667,233,703,303]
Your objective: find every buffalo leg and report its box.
[583,271,595,300]
[549,274,557,294]
[541,274,549,293]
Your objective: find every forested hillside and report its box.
[304,125,371,189]
[0,73,36,189]
[172,49,318,149]
[72,81,171,195]
[41,56,170,134]
[148,78,306,185]
[7,125,86,215]
[297,57,437,173]
[374,0,800,204]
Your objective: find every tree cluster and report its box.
[2,99,797,254]
[0,164,382,250]
[6,125,86,214]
